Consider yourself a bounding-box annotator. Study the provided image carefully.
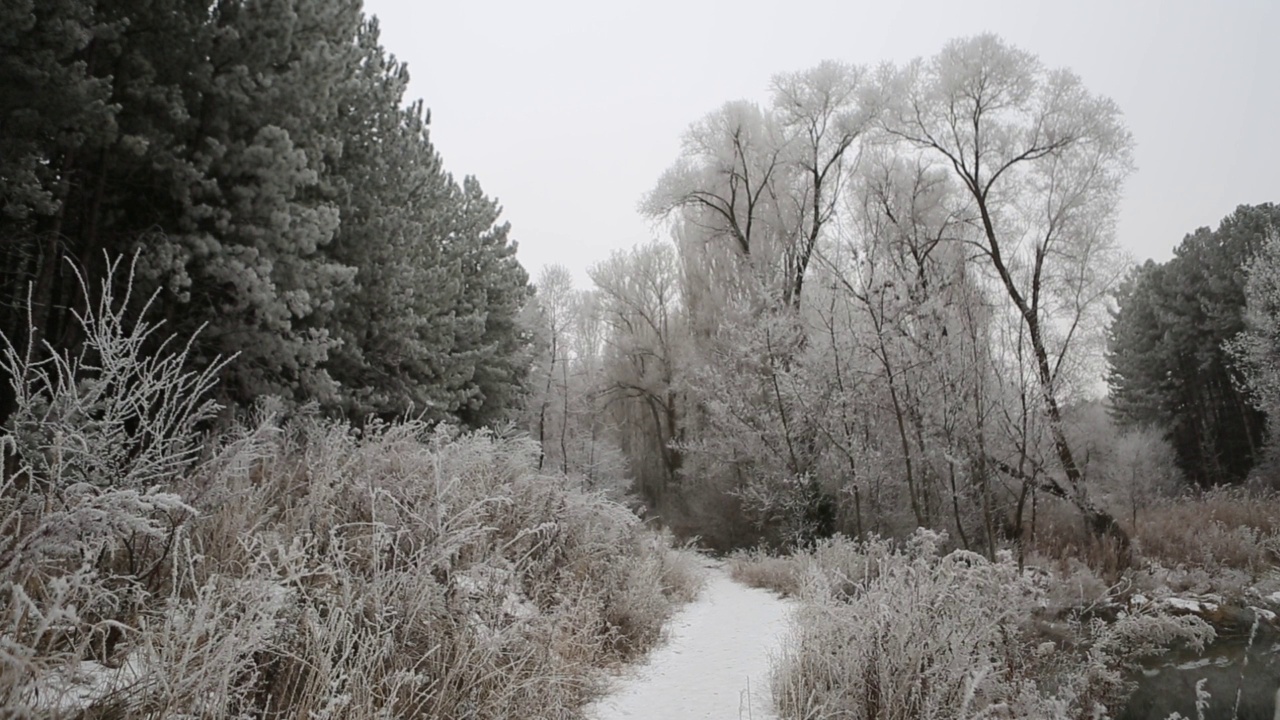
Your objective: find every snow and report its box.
[587,559,796,720]
[1161,596,1217,613]
[1169,655,1229,672]
[33,653,147,713]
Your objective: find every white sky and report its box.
[363,0,1279,287]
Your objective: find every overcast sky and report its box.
[363,0,1278,286]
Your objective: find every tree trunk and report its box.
[974,199,1132,561]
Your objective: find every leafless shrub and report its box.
[1,256,227,712]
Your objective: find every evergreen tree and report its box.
[133,0,360,402]
[0,0,117,419]
[446,177,532,428]
[1108,204,1278,485]
[0,0,533,426]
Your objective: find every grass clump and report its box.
[1027,489,1280,599]
[727,547,802,596]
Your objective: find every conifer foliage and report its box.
[0,0,531,424]
[1108,204,1279,485]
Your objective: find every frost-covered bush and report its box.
[769,529,1213,720]
[1,258,226,711]
[729,534,897,600]
[772,531,1059,719]
[0,262,701,719]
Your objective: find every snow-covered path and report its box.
[587,559,795,720]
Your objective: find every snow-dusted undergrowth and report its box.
[737,532,1215,719]
[0,260,702,719]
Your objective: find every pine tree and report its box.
[1108,204,1278,485]
[1,1,534,425]
[0,0,118,419]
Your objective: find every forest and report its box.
[2,1,1278,718]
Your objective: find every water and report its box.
[1120,636,1280,720]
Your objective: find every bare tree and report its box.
[592,242,686,507]
[531,265,575,472]
[882,34,1135,553]
[645,62,875,310]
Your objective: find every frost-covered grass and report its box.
[1132,488,1280,576]
[1029,490,1280,598]
[736,531,1214,719]
[727,547,802,597]
[0,261,702,719]
[729,534,898,600]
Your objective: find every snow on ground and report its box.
[587,558,795,720]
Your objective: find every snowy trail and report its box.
[587,559,795,720]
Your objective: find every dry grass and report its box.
[1132,488,1280,575]
[0,266,702,719]
[739,531,1215,719]
[1028,489,1280,588]
[5,413,703,719]
[727,548,802,596]
[1025,501,1137,583]
[729,533,911,601]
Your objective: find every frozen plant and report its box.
[0,255,228,711]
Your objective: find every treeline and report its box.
[526,37,1280,553]
[0,0,529,426]
[1109,203,1280,486]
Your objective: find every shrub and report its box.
[1131,488,1280,577]
[1,257,226,711]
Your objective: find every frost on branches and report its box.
[0,257,223,712]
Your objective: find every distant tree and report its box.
[529,265,575,471]
[645,62,875,310]
[1109,204,1278,486]
[563,289,631,493]
[634,62,880,546]
[592,242,686,510]
[1107,262,1172,429]
[1110,426,1181,527]
[523,267,630,493]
